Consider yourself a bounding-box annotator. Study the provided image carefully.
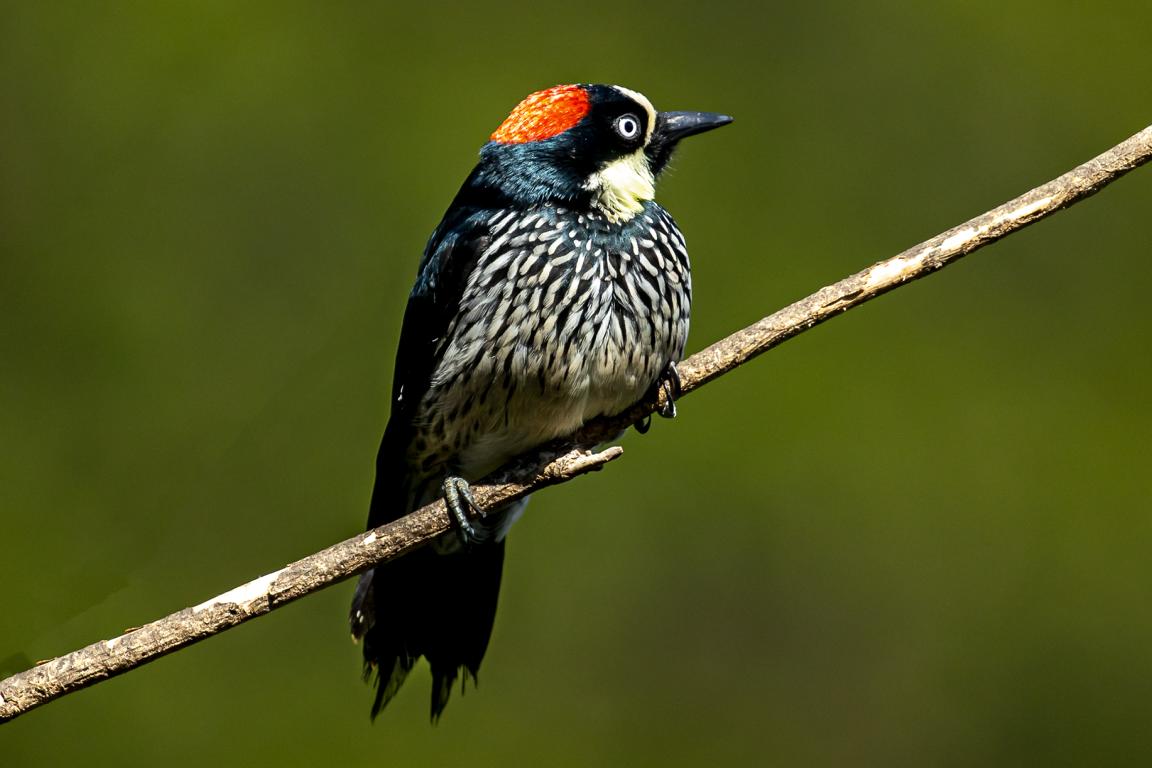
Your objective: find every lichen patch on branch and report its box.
[192,569,285,613]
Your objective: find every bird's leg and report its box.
[655,361,681,420]
[443,475,486,546]
[635,362,682,433]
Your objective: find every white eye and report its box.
[614,114,642,140]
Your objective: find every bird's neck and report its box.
[464,145,591,210]
[460,144,655,224]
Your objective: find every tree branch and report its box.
[3,124,1149,724]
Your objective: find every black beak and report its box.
[647,111,732,176]
[654,111,734,143]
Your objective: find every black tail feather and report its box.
[359,538,506,721]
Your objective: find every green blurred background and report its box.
[3,1,1151,765]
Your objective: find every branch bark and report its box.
[3,124,1150,724]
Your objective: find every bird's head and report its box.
[466,84,732,222]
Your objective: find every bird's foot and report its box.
[656,362,682,420]
[443,475,486,546]
[635,362,682,434]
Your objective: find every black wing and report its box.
[356,177,513,721]
[365,199,493,529]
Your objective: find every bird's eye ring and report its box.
[614,114,642,141]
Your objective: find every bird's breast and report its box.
[413,202,691,479]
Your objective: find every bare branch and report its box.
[0,445,623,722]
[2,124,1149,724]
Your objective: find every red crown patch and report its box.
[490,85,591,145]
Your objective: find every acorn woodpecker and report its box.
[350,84,731,720]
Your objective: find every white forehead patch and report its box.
[611,85,657,143]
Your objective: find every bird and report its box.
[349,83,731,721]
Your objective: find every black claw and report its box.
[443,476,484,546]
[634,414,652,434]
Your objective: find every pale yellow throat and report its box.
[586,148,655,223]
